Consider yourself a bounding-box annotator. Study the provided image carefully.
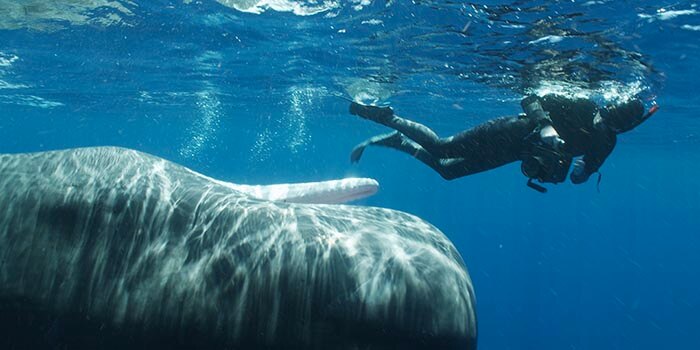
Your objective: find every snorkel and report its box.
[642,103,660,123]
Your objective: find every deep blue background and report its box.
[1,1,699,349]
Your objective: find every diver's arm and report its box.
[521,95,552,124]
[570,128,617,184]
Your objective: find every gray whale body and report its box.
[0,147,476,349]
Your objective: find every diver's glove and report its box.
[570,159,591,184]
[521,96,565,151]
[349,102,394,122]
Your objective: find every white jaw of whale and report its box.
[202,176,379,204]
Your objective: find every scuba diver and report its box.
[348,94,659,193]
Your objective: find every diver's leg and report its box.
[384,146,511,180]
[412,150,526,180]
[350,103,539,177]
[350,102,538,161]
[349,130,460,177]
[350,103,460,158]
[350,131,513,180]
[350,103,537,160]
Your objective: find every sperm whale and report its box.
[0,147,476,350]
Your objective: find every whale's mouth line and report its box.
[285,186,377,204]
[332,186,378,203]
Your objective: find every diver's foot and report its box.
[349,102,394,122]
[350,132,403,163]
[350,143,368,163]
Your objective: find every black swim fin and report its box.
[349,102,394,121]
[350,132,403,164]
[350,143,367,163]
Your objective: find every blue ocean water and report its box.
[0,0,698,349]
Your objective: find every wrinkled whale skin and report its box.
[0,147,476,349]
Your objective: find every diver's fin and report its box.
[350,131,403,163]
[350,143,367,163]
[349,102,394,121]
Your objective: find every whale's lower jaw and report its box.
[227,177,379,204]
[0,147,477,350]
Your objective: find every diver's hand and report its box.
[349,102,394,121]
[539,125,565,151]
[570,159,590,184]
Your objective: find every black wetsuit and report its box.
[350,94,619,183]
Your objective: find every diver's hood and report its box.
[600,99,646,133]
